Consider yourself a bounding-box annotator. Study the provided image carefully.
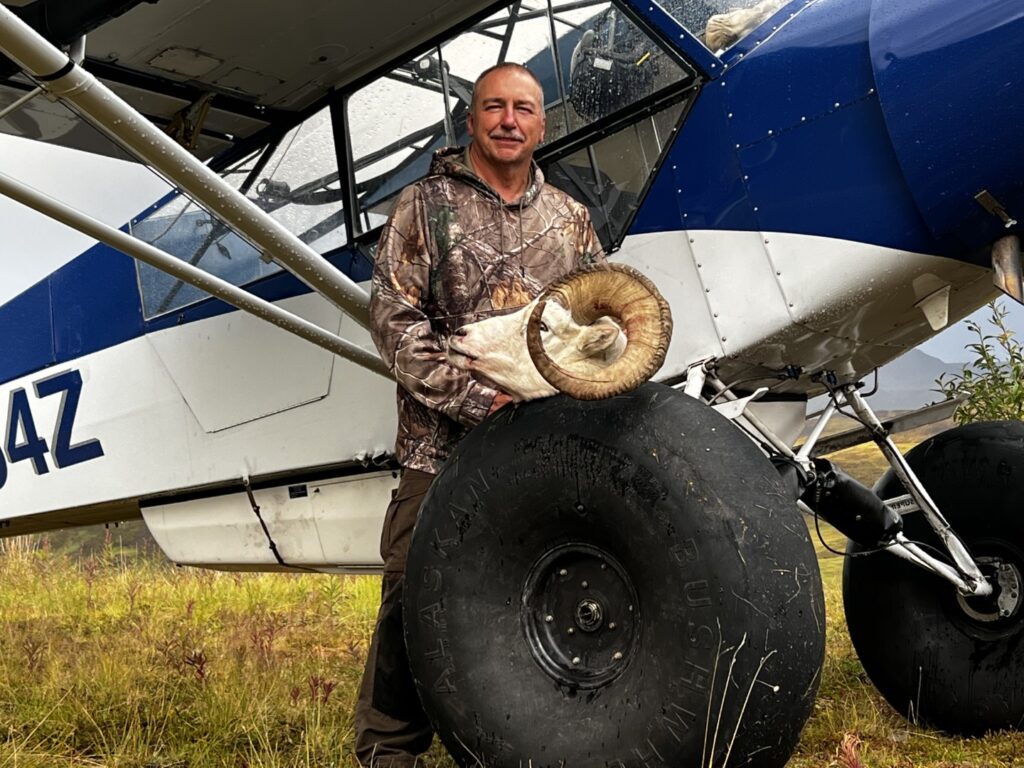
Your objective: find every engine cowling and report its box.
[869,0,1024,260]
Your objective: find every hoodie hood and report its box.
[429,145,544,208]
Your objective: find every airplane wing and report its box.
[0,0,499,160]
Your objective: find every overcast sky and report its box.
[1,134,1020,364]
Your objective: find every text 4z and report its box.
[1,369,104,488]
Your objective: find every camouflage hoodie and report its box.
[370,146,604,474]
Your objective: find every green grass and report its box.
[0,432,1019,766]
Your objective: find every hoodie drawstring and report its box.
[519,198,526,277]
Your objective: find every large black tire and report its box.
[404,383,824,766]
[844,420,1024,735]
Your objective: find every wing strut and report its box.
[0,169,391,378]
[0,4,371,328]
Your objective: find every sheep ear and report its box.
[579,323,620,355]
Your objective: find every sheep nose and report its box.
[452,327,467,337]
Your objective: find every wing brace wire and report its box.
[0,5,371,328]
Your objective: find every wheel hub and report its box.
[522,543,639,689]
[957,557,1022,623]
[575,598,604,632]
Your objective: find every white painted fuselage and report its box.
[0,229,995,570]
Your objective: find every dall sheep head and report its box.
[448,264,672,401]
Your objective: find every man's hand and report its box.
[488,393,514,415]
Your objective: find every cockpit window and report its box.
[348,59,453,234]
[134,107,345,319]
[345,0,693,236]
[542,99,687,248]
[660,0,789,53]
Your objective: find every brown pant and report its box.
[354,468,435,767]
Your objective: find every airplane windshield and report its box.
[348,0,692,233]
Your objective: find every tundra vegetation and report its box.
[0,427,1021,768]
[937,300,1024,424]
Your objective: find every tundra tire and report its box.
[404,383,825,767]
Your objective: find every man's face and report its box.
[467,68,546,171]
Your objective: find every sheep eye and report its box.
[539,322,549,333]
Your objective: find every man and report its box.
[357,62,604,766]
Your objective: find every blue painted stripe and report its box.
[0,280,56,383]
[0,239,141,385]
[0,236,373,386]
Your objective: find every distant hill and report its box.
[870,348,966,411]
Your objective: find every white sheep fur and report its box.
[447,298,627,401]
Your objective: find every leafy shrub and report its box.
[937,301,1024,424]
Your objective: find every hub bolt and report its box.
[545,615,553,623]
[612,651,623,661]
[568,628,575,635]
[582,581,589,588]
[559,568,568,577]
[572,656,581,665]
[608,622,617,630]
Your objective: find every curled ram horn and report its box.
[526,264,673,400]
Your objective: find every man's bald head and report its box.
[470,63,545,115]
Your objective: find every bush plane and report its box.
[1,0,1023,765]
